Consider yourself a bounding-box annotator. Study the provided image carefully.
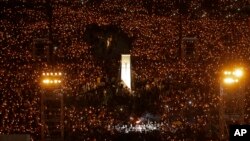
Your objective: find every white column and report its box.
[121,54,131,89]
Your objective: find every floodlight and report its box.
[223,77,235,84]
[224,71,231,75]
[43,79,50,84]
[233,69,243,78]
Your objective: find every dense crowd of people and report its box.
[1,0,250,140]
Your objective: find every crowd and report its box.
[1,0,250,140]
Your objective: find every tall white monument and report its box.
[121,54,131,89]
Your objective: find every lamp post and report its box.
[219,67,245,140]
[40,71,64,141]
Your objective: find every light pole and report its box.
[40,71,64,141]
[219,67,245,140]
